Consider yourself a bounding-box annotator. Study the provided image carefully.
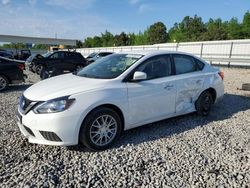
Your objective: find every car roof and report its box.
[99,52,113,54]
[119,50,196,57]
[0,56,25,63]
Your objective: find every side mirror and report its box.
[133,71,147,81]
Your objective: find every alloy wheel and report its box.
[89,115,118,146]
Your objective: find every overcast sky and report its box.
[0,0,249,40]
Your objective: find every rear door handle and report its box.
[196,80,202,84]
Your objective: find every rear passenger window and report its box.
[173,55,197,74]
[137,55,172,80]
[195,59,205,70]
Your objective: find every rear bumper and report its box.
[215,82,224,103]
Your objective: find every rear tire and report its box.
[0,75,8,91]
[195,91,213,116]
[79,107,122,151]
[242,83,250,91]
[76,65,84,71]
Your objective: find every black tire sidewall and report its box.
[0,75,8,91]
[242,83,250,91]
[40,68,49,80]
[76,65,84,71]
[79,107,122,151]
[196,91,213,116]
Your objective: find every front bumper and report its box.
[17,107,81,146]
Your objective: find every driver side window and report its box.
[49,52,64,59]
[49,52,59,59]
[137,55,172,80]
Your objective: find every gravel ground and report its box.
[0,68,250,187]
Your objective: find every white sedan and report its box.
[17,51,224,150]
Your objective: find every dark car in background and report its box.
[0,57,25,91]
[14,50,31,61]
[0,50,14,59]
[30,51,87,75]
[86,52,113,63]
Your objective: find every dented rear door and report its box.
[175,72,205,113]
[172,54,205,113]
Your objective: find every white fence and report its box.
[76,39,250,67]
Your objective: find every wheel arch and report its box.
[205,87,217,103]
[80,103,125,131]
[197,87,217,104]
[77,103,125,147]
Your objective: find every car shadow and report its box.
[112,93,250,148]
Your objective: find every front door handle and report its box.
[164,84,173,89]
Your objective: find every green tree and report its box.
[227,18,244,39]
[147,22,168,44]
[242,11,250,38]
[128,33,136,45]
[202,18,228,41]
[32,44,50,50]
[101,30,114,47]
[83,37,94,48]
[134,30,148,45]
[92,36,102,47]
[168,23,186,42]
[168,15,206,42]
[114,32,129,46]
[2,43,26,49]
[180,15,206,41]
[76,40,83,48]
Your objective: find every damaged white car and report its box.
[17,51,224,150]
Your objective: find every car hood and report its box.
[24,73,109,101]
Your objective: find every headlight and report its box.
[33,96,75,114]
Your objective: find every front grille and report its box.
[19,95,38,114]
[23,125,35,137]
[40,131,62,142]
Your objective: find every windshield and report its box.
[43,52,53,58]
[76,53,143,79]
[26,54,35,61]
[87,52,97,58]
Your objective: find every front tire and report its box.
[36,64,44,75]
[79,107,122,151]
[196,91,213,116]
[0,75,8,91]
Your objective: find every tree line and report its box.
[79,11,250,48]
[1,11,249,50]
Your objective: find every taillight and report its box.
[18,64,25,71]
[218,71,224,80]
